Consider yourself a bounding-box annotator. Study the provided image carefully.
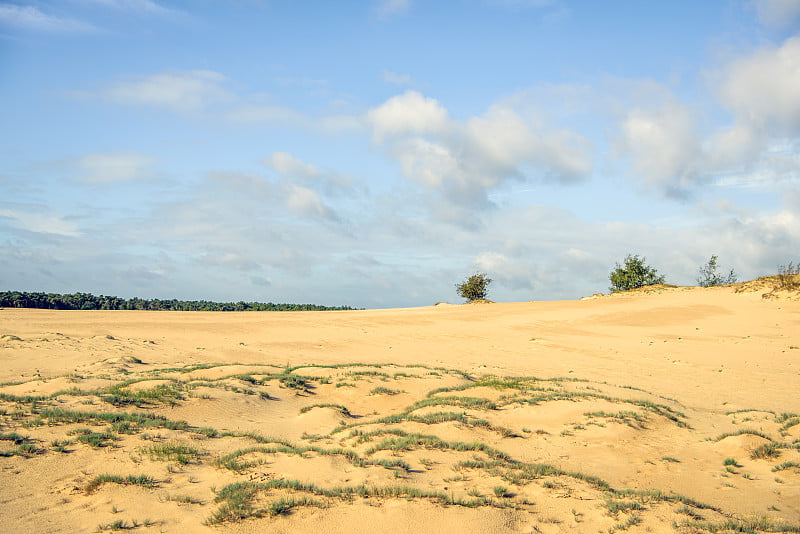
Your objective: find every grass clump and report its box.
[97,519,134,531]
[605,499,646,515]
[0,431,29,444]
[676,516,800,533]
[266,496,323,516]
[585,410,647,427]
[101,382,184,407]
[141,441,202,464]
[610,513,642,532]
[74,429,116,448]
[751,442,781,460]
[299,403,352,417]
[714,429,773,442]
[85,474,157,494]
[0,442,39,457]
[772,461,800,472]
[370,386,403,396]
[206,483,258,524]
[492,485,509,497]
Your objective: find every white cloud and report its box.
[374,0,410,19]
[392,137,461,190]
[268,152,321,179]
[753,0,800,29]
[0,4,95,32]
[610,37,800,197]
[473,251,535,291]
[105,70,233,113]
[77,151,157,184]
[466,104,591,182]
[367,90,450,141]
[718,36,800,134]
[0,208,80,236]
[368,92,592,222]
[616,101,703,193]
[265,152,358,197]
[285,183,336,220]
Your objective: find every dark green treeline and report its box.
[0,291,357,311]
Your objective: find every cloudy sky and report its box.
[1,0,799,308]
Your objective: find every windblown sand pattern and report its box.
[1,282,799,532]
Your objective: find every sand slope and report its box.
[1,282,799,532]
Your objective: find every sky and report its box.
[1,0,799,308]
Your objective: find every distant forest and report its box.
[0,291,357,312]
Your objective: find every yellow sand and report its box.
[0,281,798,532]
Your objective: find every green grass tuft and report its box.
[141,441,202,464]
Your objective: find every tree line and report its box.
[0,291,357,312]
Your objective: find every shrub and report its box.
[776,262,800,290]
[697,255,737,287]
[609,255,665,292]
[456,273,492,302]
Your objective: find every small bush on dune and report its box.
[697,255,737,287]
[609,255,665,292]
[456,273,492,302]
[776,262,800,290]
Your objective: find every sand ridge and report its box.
[0,283,799,532]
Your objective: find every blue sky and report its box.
[1,0,799,308]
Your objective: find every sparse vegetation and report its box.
[751,442,781,460]
[776,262,800,290]
[370,386,403,395]
[299,403,352,417]
[492,485,508,497]
[2,356,797,531]
[141,441,202,464]
[609,254,666,292]
[697,255,737,287]
[85,474,158,493]
[772,461,800,472]
[74,429,116,448]
[456,273,492,302]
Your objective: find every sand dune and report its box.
[1,281,798,532]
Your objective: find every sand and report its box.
[1,280,798,533]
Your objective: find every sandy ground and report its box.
[1,280,798,533]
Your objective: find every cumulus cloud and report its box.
[704,36,800,189]
[104,70,233,113]
[0,4,95,32]
[616,101,703,195]
[77,151,157,184]
[613,35,800,197]
[717,36,800,134]
[367,91,450,141]
[367,91,592,222]
[466,104,591,183]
